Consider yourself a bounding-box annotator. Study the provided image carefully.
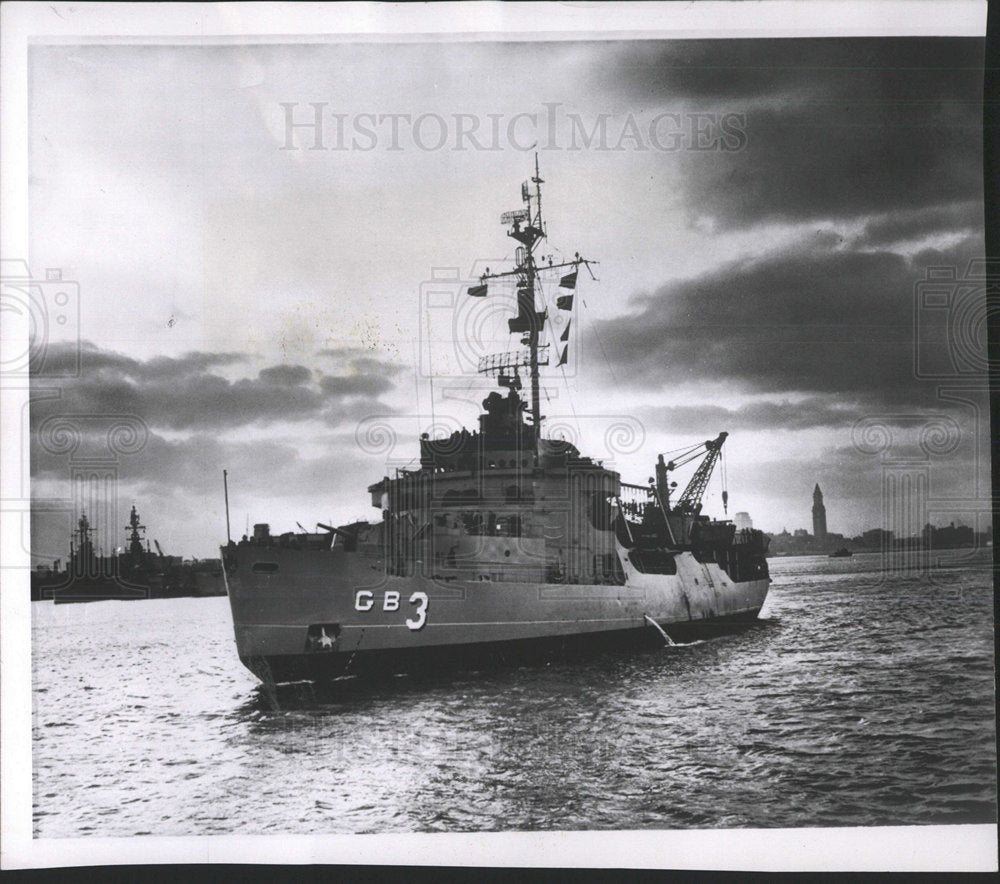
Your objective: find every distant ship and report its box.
[829,547,853,558]
[31,506,224,603]
[222,159,771,684]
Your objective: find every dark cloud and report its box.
[854,200,981,249]
[36,341,247,379]
[677,102,981,230]
[612,38,984,228]
[32,426,389,501]
[637,388,984,443]
[258,364,312,385]
[33,367,322,430]
[638,397,863,436]
[321,397,400,428]
[30,342,403,431]
[319,373,393,398]
[349,356,405,378]
[317,347,406,379]
[316,347,364,359]
[33,431,296,494]
[143,351,248,377]
[614,38,983,104]
[593,233,986,401]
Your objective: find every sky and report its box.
[26,36,988,560]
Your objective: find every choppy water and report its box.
[32,551,996,835]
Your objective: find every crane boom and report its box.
[674,432,727,513]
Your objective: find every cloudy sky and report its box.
[27,36,987,559]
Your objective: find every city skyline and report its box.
[763,482,990,554]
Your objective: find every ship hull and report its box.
[45,576,150,604]
[34,567,225,603]
[223,544,769,683]
[240,611,765,684]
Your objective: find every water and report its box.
[32,551,996,835]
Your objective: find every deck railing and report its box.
[618,482,656,519]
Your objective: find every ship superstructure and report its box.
[222,161,770,683]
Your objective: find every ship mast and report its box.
[125,504,146,558]
[70,512,95,575]
[527,153,543,434]
[474,155,595,457]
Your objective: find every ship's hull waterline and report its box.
[223,544,769,683]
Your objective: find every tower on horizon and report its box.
[812,484,828,541]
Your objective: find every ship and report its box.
[222,159,771,684]
[32,505,225,603]
[829,547,853,558]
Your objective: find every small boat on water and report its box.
[829,547,853,558]
[221,159,772,684]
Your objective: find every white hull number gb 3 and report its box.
[355,590,429,630]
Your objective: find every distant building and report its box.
[812,484,828,541]
[733,511,753,531]
[862,527,894,548]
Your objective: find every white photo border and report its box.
[1,0,994,872]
